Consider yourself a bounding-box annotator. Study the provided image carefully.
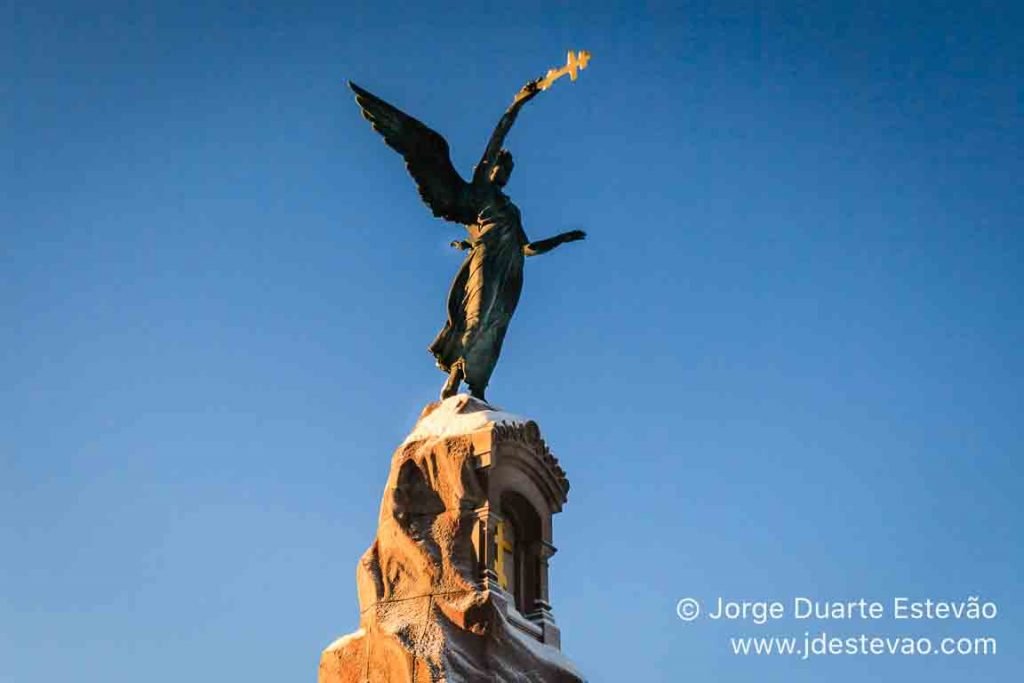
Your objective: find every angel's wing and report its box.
[349,82,477,225]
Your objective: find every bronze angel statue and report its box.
[349,53,589,401]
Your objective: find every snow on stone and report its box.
[503,613,585,680]
[403,394,528,445]
[324,628,364,653]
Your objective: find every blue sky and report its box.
[3,1,1021,681]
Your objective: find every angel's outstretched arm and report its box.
[473,79,543,184]
[523,230,586,257]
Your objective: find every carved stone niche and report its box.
[469,416,570,649]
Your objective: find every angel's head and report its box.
[489,149,514,187]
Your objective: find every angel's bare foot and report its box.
[441,364,464,399]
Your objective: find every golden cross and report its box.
[494,520,514,590]
[538,50,592,91]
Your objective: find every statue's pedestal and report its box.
[319,395,583,682]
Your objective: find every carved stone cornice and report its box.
[471,420,570,511]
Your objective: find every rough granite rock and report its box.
[319,396,583,683]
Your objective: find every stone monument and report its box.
[321,53,589,682]
[319,396,581,682]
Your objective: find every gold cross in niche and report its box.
[494,520,514,590]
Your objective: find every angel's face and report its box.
[490,157,514,187]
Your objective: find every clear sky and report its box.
[3,1,1022,681]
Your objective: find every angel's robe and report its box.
[429,193,528,396]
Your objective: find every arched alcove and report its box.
[468,416,570,647]
[497,491,542,615]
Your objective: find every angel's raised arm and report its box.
[472,79,543,184]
